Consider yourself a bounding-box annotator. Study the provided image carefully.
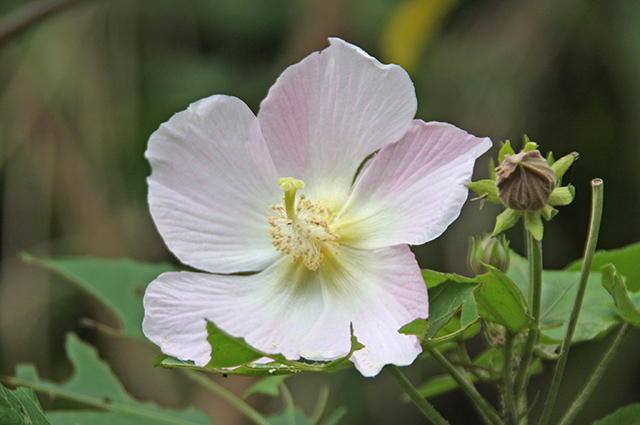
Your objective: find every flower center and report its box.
[268,178,340,270]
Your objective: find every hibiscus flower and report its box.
[143,38,491,377]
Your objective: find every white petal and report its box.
[142,245,428,377]
[258,38,417,207]
[146,95,282,273]
[337,121,492,249]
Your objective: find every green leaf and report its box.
[474,265,532,333]
[8,334,212,425]
[418,271,478,340]
[524,211,543,241]
[0,383,51,425]
[162,327,362,376]
[508,253,623,343]
[499,140,515,163]
[159,356,304,376]
[567,242,640,292]
[206,322,263,368]
[20,253,177,340]
[466,180,501,203]
[243,376,288,399]
[493,208,522,236]
[267,407,312,425]
[601,264,640,325]
[593,403,640,425]
[548,185,575,206]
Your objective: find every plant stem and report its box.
[514,231,543,399]
[279,381,297,425]
[503,332,518,425]
[386,364,450,425]
[185,370,272,425]
[426,345,504,425]
[557,323,631,425]
[538,178,604,425]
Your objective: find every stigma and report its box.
[269,178,340,270]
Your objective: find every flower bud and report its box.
[468,234,511,275]
[495,150,556,210]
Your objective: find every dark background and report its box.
[1,0,639,424]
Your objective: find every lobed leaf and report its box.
[416,271,479,340]
[7,334,212,425]
[21,253,177,340]
[509,253,623,343]
[206,322,263,368]
[474,265,532,333]
[601,264,640,326]
[567,242,640,291]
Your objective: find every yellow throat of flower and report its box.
[268,178,340,270]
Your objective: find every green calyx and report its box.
[467,137,578,240]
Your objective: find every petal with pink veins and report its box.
[258,38,417,207]
[147,95,282,274]
[337,120,492,249]
[142,245,427,377]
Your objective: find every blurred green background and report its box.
[1,0,640,424]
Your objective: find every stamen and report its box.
[269,178,340,270]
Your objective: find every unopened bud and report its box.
[495,150,556,211]
[468,234,510,275]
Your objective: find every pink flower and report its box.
[143,38,491,377]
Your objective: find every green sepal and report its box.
[524,210,543,240]
[551,152,578,182]
[466,179,500,203]
[540,204,558,221]
[489,157,496,180]
[546,151,555,165]
[473,265,532,333]
[493,208,522,236]
[206,321,263,368]
[548,185,575,206]
[601,264,640,326]
[499,140,515,163]
[523,135,538,152]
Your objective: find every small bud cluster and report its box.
[468,234,511,275]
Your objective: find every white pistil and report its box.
[269,178,340,270]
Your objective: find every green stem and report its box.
[514,231,543,399]
[386,364,450,425]
[503,332,518,425]
[185,370,272,425]
[279,382,297,425]
[557,323,631,425]
[426,345,504,425]
[539,179,604,425]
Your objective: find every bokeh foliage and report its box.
[2,0,640,424]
